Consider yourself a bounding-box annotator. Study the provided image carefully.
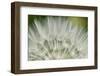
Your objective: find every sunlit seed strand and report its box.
[60,20,69,37]
[47,17,51,37]
[34,20,46,39]
[48,17,54,36]
[38,43,49,53]
[31,49,48,60]
[29,52,44,60]
[29,27,36,41]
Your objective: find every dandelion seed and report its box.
[28,16,88,61]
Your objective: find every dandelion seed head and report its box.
[28,16,88,61]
